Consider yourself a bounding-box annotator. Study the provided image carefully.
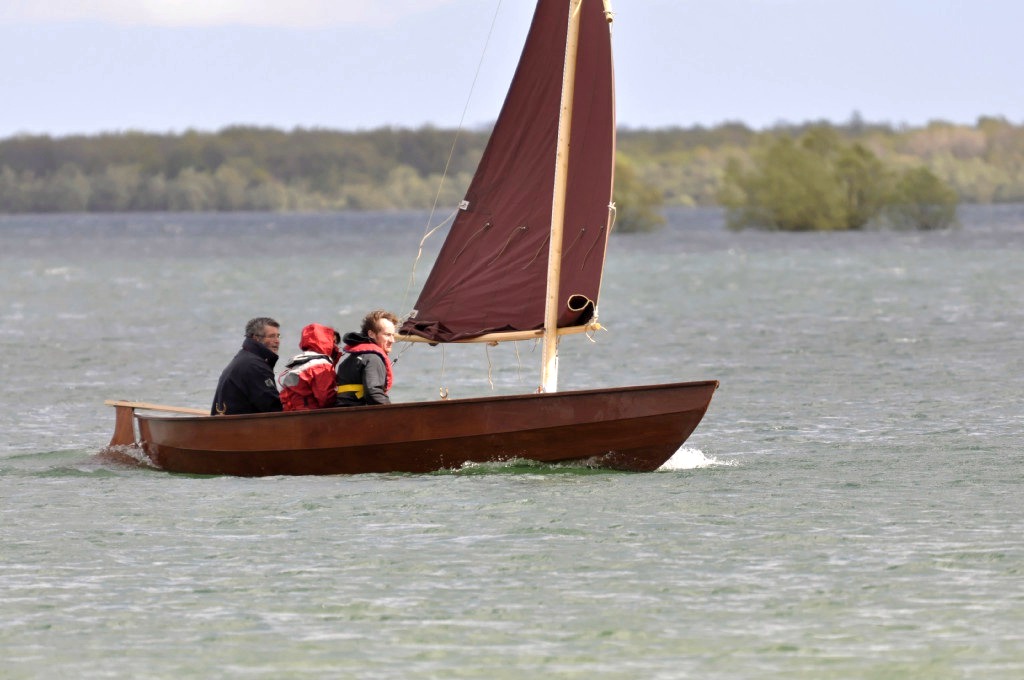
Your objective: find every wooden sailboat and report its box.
[104,0,718,476]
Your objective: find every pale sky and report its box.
[1,0,1021,138]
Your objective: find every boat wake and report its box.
[448,447,736,475]
[94,444,158,470]
[451,457,609,475]
[659,447,736,471]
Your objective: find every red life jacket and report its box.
[278,323,340,411]
[343,342,394,391]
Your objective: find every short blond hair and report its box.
[360,309,399,335]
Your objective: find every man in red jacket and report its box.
[278,323,341,411]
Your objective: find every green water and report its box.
[2,207,1022,678]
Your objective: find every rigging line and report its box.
[400,207,458,320]
[485,343,495,390]
[452,221,492,264]
[564,226,586,256]
[486,225,528,265]
[513,341,524,383]
[400,0,506,316]
[521,227,581,271]
[523,232,551,270]
[580,225,605,270]
[439,344,448,399]
[391,333,417,363]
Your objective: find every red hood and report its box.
[298,323,339,356]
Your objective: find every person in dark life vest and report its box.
[335,309,399,407]
[211,317,284,415]
[278,323,342,411]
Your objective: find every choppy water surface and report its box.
[2,207,1022,678]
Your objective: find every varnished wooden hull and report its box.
[133,381,718,476]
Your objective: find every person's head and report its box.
[245,317,281,354]
[361,310,399,354]
[299,323,339,356]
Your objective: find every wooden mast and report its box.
[540,0,584,394]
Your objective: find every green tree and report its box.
[884,167,959,230]
[721,128,920,231]
[721,134,849,231]
[384,164,435,209]
[213,165,248,210]
[613,156,665,233]
[89,164,141,211]
[136,174,170,211]
[167,167,216,211]
[35,163,91,212]
[834,143,890,229]
[0,166,29,212]
[245,178,291,211]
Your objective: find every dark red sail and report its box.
[401,0,615,343]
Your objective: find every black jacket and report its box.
[335,332,391,407]
[211,337,283,415]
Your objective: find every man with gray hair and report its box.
[211,317,284,415]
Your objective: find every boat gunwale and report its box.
[133,380,720,424]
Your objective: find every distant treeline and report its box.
[625,116,1024,209]
[0,127,478,213]
[1,116,1022,215]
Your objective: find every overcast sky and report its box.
[1,0,1021,137]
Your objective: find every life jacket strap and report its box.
[337,383,365,399]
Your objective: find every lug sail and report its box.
[401,0,615,344]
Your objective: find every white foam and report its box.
[659,447,737,471]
